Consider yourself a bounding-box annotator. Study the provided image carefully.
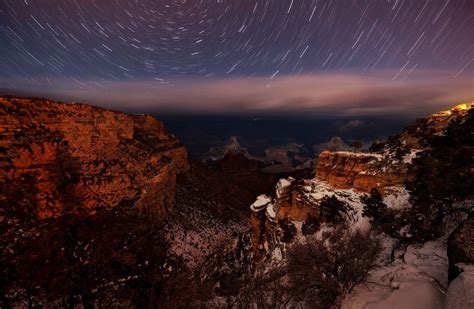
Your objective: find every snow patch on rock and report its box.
[250,194,272,211]
[383,186,411,209]
[303,179,370,232]
[403,149,423,164]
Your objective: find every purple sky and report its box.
[1,1,473,115]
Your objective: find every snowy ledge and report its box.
[250,194,272,212]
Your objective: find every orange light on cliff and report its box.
[452,102,473,111]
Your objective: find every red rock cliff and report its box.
[316,151,408,193]
[0,96,188,219]
[315,102,474,193]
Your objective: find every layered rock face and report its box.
[316,151,408,193]
[0,96,188,219]
[316,102,474,194]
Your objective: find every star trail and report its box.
[0,0,473,114]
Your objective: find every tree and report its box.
[302,215,320,235]
[350,140,363,152]
[320,195,351,224]
[362,188,387,224]
[279,219,297,243]
[404,108,474,242]
[369,141,385,153]
[287,224,381,305]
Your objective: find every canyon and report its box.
[1,96,473,307]
[251,102,474,250]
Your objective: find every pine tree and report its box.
[362,188,387,224]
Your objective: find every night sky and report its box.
[1,0,473,115]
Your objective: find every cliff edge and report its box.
[0,96,188,219]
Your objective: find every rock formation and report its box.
[448,216,474,281]
[250,146,413,255]
[444,264,474,309]
[0,96,188,219]
[250,101,474,257]
[316,151,409,192]
[315,102,474,195]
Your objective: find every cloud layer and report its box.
[2,71,473,116]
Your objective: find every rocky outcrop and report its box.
[314,102,474,193]
[316,151,409,193]
[250,177,321,256]
[448,216,474,281]
[444,264,474,309]
[0,96,188,219]
[398,102,474,150]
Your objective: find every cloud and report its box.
[2,70,473,116]
[339,120,366,131]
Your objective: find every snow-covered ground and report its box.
[250,172,473,309]
[165,193,248,268]
[299,179,450,309]
[332,151,383,160]
[342,239,448,309]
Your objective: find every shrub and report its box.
[362,188,387,225]
[287,224,381,304]
[320,195,351,224]
[279,219,297,243]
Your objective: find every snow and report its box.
[250,194,272,211]
[342,239,448,309]
[271,247,283,262]
[303,179,370,232]
[403,149,423,164]
[165,196,247,268]
[383,186,411,209]
[363,280,444,309]
[334,151,383,160]
[277,177,293,188]
[444,264,474,309]
[276,177,295,198]
[266,203,276,220]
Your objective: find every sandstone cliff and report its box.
[316,102,474,193]
[316,151,408,192]
[0,96,188,219]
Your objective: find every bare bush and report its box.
[287,224,381,305]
